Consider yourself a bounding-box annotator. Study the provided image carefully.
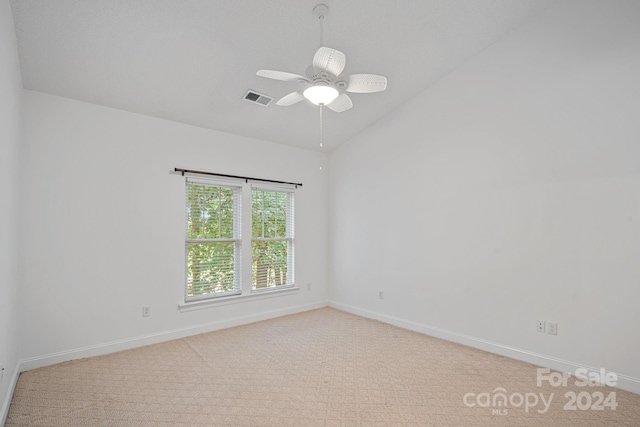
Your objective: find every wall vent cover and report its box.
[243,90,273,107]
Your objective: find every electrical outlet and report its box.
[379,291,384,300]
[142,306,151,317]
[537,320,546,333]
[547,322,558,335]
[307,283,311,291]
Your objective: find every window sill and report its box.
[178,286,300,312]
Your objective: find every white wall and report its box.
[329,0,640,392]
[19,90,329,367]
[0,0,23,422]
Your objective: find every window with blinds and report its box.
[251,188,294,290]
[185,179,241,301]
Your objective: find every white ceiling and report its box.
[10,0,556,151]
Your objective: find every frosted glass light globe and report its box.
[303,85,339,105]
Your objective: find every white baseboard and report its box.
[13,298,640,410]
[329,300,640,395]
[20,300,328,373]
[1,362,21,427]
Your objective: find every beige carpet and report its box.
[6,307,640,426]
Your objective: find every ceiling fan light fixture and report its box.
[303,84,339,105]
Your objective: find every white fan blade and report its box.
[276,91,305,106]
[326,93,353,113]
[343,74,387,93]
[313,47,346,77]
[257,70,309,83]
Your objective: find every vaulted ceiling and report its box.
[10,0,556,151]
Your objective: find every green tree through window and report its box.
[252,189,294,289]
[185,181,241,300]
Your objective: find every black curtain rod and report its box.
[174,168,302,187]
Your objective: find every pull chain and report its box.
[313,4,329,171]
[319,104,324,171]
[319,104,324,149]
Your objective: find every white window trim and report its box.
[178,285,299,312]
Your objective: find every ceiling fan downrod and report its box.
[313,4,329,48]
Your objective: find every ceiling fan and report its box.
[256,4,387,113]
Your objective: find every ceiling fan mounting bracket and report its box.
[312,4,329,20]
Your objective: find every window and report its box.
[185,179,241,301]
[252,188,295,290]
[182,174,297,305]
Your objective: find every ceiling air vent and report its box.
[243,90,273,107]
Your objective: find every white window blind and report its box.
[251,187,295,290]
[185,178,241,301]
